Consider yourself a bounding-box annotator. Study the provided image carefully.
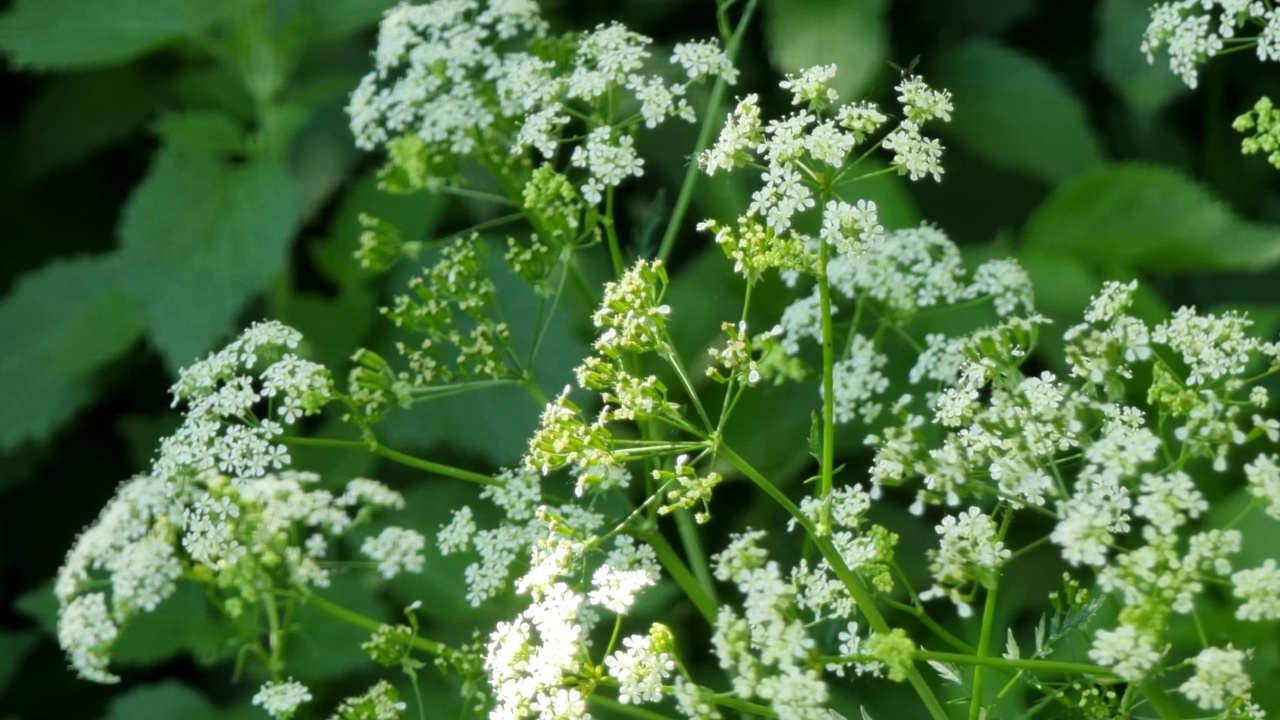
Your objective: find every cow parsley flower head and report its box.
[1179,645,1253,711]
[253,679,312,719]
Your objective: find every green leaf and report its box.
[113,584,225,668]
[763,0,887,101]
[0,0,222,70]
[297,0,398,44]
[934,40,1104,184]
[1094,0,1185,114]
[101,681,219,720]
[0,255,143,451]
[119,146,297,371]
[1022,164,1280,272]
[14,584,57,636]
[154,112,245,155]
[18,67,153,181]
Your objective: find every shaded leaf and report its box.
[1095,0,1185,115]
[0,255,143,451]
[18,67,153,181]
[297,0,398,44]
[0,0,222,70]
[154,112,245,155]
[101,681,219,720]
[764,0,887,101]
[113,584,225,668]
[1022,164,1280,272]
[119,144,297,371]
[934,41,1104,184]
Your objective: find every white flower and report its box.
[1233,559,1280,621]
[1088,624,1162,682]
[57,593,119,684]
[252,678,312,719]
[362,527,427,579]
[1180,645,1252,711]
[606,632,675,705]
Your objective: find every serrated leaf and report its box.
[0,0,222,70]
[1005,628,1020,660]
[1022,164,1280,272]
[19,67,152,181]
[927,660,964,685]
[1095,0,1185,114]
[0,255,143,451]
[101,681,219,720]
[763,0,887,101]
[934,41,1104,184]
[119,146,297,372]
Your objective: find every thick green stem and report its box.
[673,508,719,607]
[588,695,675,720]
[968,584,1000,720]
[1140,682,1183,720]
[715,444,948,720]
[656,0,759,263]
[816,231,836,505]
[638,527,718,624]
[280,436,500,487]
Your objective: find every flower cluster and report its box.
[1234,95,1280,169]
[55,323,422,684]
[1142,1,1280,89]
[348,0,735,204]
[696,66,951,277]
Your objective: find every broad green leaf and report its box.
[19,67,152,181]
[101,681,219,720]
[934,41,1104,184]
[1095,0,1185,114]
[1022,164,1280,272]
[764,0,887,101]
[0,0,222,70]
[0,255,143,451]
[119,145,297,372]
[14,584,57,636]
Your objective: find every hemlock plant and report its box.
[49,1,1280,719]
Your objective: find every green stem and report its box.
[715,444,948,720]
[280,436,500,487]
[673,507,719,607]
[604,186,625,277]
[300,592,457,660]
[656,0,760,263]
[588,695,675,720]
[816,227,836,505]
[1140,681,1183,720]
[914,650,1117,678]
[708,693,778,717]
[638,527,717,623]
[969,584,1000,720]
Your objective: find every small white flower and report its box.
[252,678,312,719]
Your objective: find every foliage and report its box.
[5,1,1280,720]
